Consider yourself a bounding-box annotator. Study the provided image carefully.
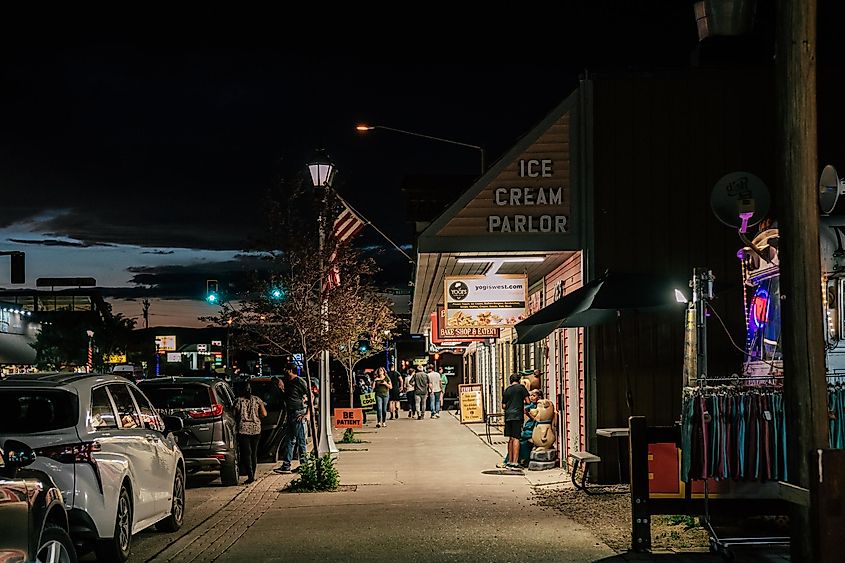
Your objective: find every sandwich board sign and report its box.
[459,383,484,423]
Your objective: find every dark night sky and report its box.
[4,2,838,326]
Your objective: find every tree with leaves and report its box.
[202,172,396,456]
[328,275,397,407]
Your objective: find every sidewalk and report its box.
[455,409,572,488]
[214,407,614,562]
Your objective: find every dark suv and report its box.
[138,377,239,486]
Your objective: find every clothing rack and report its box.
[685,375,790,558]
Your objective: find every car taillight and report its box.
[36,441,103,492]
[188,403,224,418]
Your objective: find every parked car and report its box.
[0,373,186,562]
[0,438,77,563]
[110,364,144,383]
[137,377,239,485]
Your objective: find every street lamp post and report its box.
[308,151,339,460]
[355,124,485,175]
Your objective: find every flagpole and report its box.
[335,194,415,265]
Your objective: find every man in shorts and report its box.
[501,373,530,470]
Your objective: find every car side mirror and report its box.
[162,415,184,434]
[1,439,36,470]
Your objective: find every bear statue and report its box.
[529,398,556,451]
[519,371,541,392]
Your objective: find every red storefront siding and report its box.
[544,252,583,460]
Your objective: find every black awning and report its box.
[514,271,684,344]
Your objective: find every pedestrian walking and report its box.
[234,381,267,484]
[440,368,449,411]
[373,367,392,427]
[273,363,310,474]
[413,367,430,420]
[427,364,443,418]
[404,368,416,418]
[388,367,402,419]
[502,373,530,470]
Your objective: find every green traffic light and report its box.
[207,293,218,304]
[270,287,284,300]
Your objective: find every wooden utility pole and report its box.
[775,0,829,560]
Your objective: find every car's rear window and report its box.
[248,381,283,411]
[0,389,79,433]
[139,384,211,409]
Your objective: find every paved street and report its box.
[116,408,613,562]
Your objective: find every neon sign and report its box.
[750,288,770,330]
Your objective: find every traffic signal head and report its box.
[356,339,370,354]
[10,252,24,284]
[206,280,219,305]
[269,286,286,300]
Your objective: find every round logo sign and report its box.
[449,281,469,301]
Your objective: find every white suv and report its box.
[0,373,186,562]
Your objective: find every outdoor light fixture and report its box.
[307,150,336,189]
[456,256,546,264]
[355,123,485,174]
[675,289,689,303]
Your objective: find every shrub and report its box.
[287,454,340,492]
[340,429,361,443]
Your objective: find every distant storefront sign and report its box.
[166,352,182,363]
[106,354,127,364]
[211,340,222,347]
[444,274,527,329]
[412,357,428,367]
[197,344,208,354]
[155,335,176,352]
[459,384,484,423]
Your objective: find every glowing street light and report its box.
[355,123,485,175]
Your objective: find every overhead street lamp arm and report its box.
[356,124,485,174]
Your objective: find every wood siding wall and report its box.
[590,71,777,481]
[544,252,584,460]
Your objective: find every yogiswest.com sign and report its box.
[444,274,528,330]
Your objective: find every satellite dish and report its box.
[819,164,845,215]
[710,171,770,232]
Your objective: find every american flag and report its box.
[325,198,365,290]
[325,250,341,291]
[333,198,366,244]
